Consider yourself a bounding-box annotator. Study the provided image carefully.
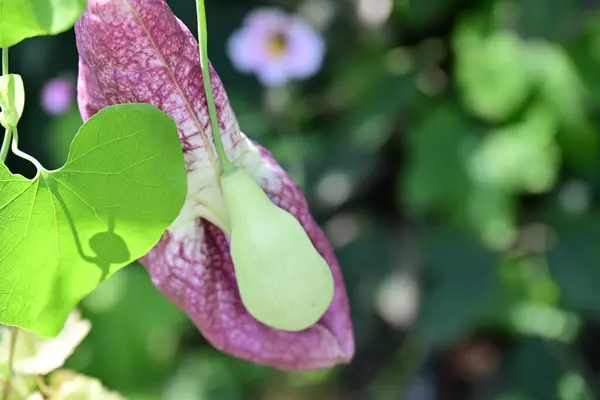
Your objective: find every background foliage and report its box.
[6,0,600,398]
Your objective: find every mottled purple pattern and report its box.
[75,0,353,370]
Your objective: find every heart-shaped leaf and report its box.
[0,0,87,47]
[0,74,25,128]
[0,103,187,337]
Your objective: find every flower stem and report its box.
[195,0,234,173]
[2,48,8,75]
[12,128,44,173]
[0,48,13,164]
[1,127,11,163]
[1,328,19,400]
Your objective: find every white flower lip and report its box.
[220,167,335,332]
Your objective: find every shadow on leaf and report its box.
[52,186,130,282]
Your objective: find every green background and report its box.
[6,0,600,398]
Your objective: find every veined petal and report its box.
[75,0,261,232]
[75,0,354,370]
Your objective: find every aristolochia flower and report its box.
[41,77,75,115]
[75,0,353,370]
[227,8,325,87]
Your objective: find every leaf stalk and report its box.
[0,48,12,163]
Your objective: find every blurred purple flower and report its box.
[41,77,75,115]
[227,8,325,86]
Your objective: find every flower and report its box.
[45,370,125,400]
[75,0,353,370]
[0,310,91,376]
[40,77,75,115]
[227,8,325,87]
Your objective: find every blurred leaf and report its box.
[506,339,570,400]
[329,45,420,150]
[163,349,273,400]
[547,214,600,314]
[403,102,477,216]
[328,47,393,104]
[531,43,587,127]
[0,0,87,47]
[334,224,396,339]
[336,72,420,147]
[403,0,458,26]
[558,371,595,400]
[566,24,600,107]
[454,18,532,122]
[464,186,517,251]
[73,265,189,395]
[306,142,380,210]
[508,339,595,400]
[417,228,500,347]
[497,256,560,310]
[528,42,598,170]
[468,103,560,195]
[519,0,581,40]
[508,303,580,342]
[497,258,532,308]
[46,108,82,169]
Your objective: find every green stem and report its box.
[0,49,45,171]
[0,48,12,164]
[11,128,44,173]
[1,127,11,163]
[195,0,234,173]
[1,328,18,400]
[1,48,8,75]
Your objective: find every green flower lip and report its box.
[75,0,354,370]
[221,167,335,332]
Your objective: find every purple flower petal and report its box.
[284,19,325,78]
[226,30,262,73]
[41,77,75,115]
[75,0,353,370]
[257,63,289,87]
[244,8,289,32]
[226,8,325,86]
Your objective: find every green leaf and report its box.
[454,20,532,122]
[416,228,500,347]
[519,0,581,40]
[0,103,187,337]
[506,338,574,400]
[164,349,273,400]
[468,103,560,195]
[0,0,87,47]
[74,265,189,393]
[404,0,459,26]
[402,102,476,216]
[529,42,598,170]
[547,214,600,314]
[0,74,25,129]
